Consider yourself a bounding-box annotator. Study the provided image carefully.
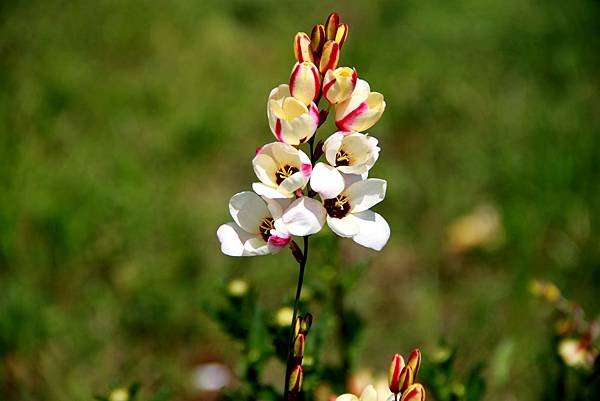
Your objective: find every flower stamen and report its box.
[259,217,275,241]
[276,164,300,185]
[324,195,351,218]
[335,149,351,166]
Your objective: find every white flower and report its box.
[217,191,291,256]
[323,131,380,175]
[336,385,378,401]
[335,79,386,132]
[252,142,312,199]
[310,170,390,251]
[268,84,319,145]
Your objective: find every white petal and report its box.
[345,178,387,213]
[342,172,365,188]
[271,142,301,166]
[217,222,253,256]
[282,197,326,236]
[229,191,269,233]
[310,162,345,199]
[353,79,371,99]
[336,395,359,401]
[327,214,360,237]
[323,132,344,166]
[263,197,292,219]
[244,237,271,255]
[352,210,390,251]
[359,385,378,401]
[252,182,292,199]
[279,171,306,194]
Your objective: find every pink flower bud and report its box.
[400,383,426,401]
[323,67,357,104]
[407,349,422,378]
[325,12,339,40]
[290,61,321,106]
[288,365,304,393]
[388,353,406,394]
[311,24,326,54]
[319,40,340,74]
[294,32,313,63]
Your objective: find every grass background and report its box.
[1,0,599,400]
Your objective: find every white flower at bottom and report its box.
[336,385,378,401]
[217,191,291,256]
[310,170,390,251]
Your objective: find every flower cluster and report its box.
[217,12,390,256]
[335,350,426,401]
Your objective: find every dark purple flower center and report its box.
[324,195,351,219]
[259,217,275,241]
[275,164,299,185]
[335,149,351,166]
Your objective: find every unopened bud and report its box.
[398,365,414,393]
[388,353,406,394]
[288,365,304,393]
[311,24,326,54]
[325,12,340,40]
[322,67,357,104]
[300,313,313,335]
[289,61,321,106]
[319,40,340,74]
[334,23,349,48]
[407,349,422,379]
[290,241,304,264]
[400,383,426,401]
[293,334,305,358]
[294,32,314,63]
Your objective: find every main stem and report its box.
[283,235,309,400]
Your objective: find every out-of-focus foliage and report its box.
[1,0,599,400]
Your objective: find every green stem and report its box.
[283,235,309,400]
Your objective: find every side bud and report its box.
[407,349,422,378]
[294,32,314,63]
[293,334,305,359]
[400,384,426,401]
[388,353,406,394]
[398,365,414,393]
[288,365,304,393]
[335,23,349,48]
[325,12,340,40]
[319,40,340,74]
[311,24,326,54]
[323,67,357,104]
[290,61,321,106]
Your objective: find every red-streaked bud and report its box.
[288,365,304,393]
[319,40,340,74]
[294,32,314,63]
[289,61,321,106]
[407,349,422,379]
[388,353,406,394]
[325,12,339,40]
[293,334,305,358]
[400,383,426,401]
[300,313,313,335]
[322,67,357,104]
[311,24,326,54]
[334,23,349,48]
[398,365,414,393]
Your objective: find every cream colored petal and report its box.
[323,131,344,166]
[283,96,308,120]
[271,142,302,166]
[345,178,387,213]
[336,395,359,401]
[229,191,269,233]
[279,171,306,194]
[253,153,278,187]
[252,182,291,199]
[359,385,378,401]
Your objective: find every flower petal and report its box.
[310,162,345,199]
[279,171,306,194]
[244,237,271,255]
[351,210,390,251]
[217,222,253,256]
[229,191,269,233]
[327,214,360,237]
[345,178,387,213]
[359,385,378,401]
[336,395,359,401]
[253,153,278,187]
[253,182,292,199]
[323,131,344,166]
[282,196,326,236]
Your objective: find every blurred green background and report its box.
[1,0,599,400]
